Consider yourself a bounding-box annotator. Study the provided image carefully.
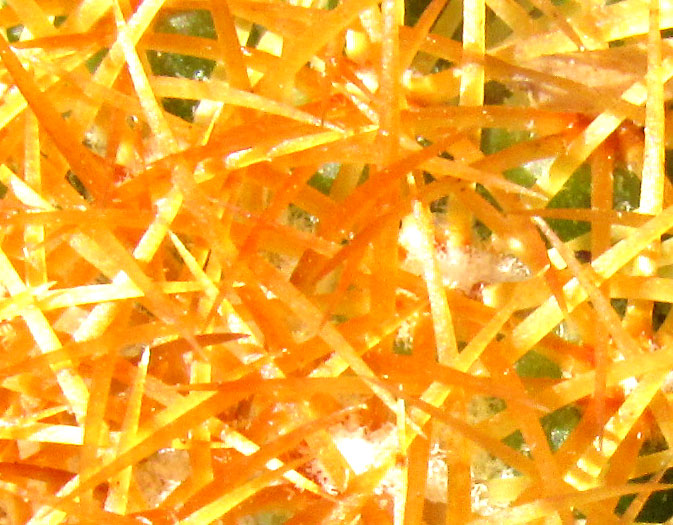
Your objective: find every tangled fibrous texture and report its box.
[2,0,673,523]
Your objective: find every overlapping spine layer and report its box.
[2,0,673,523]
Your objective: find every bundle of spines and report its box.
[1,0,673,523]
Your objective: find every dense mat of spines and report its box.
[0,0,672,523]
